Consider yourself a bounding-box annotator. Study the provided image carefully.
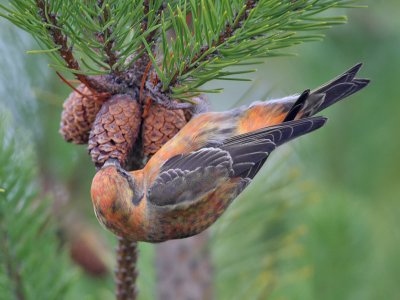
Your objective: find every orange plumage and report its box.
[91,64,369,242]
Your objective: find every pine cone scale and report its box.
[89,95,141,167]
[142,103,188,156]
[59,84,106,144]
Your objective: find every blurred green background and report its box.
[1,1,399,299]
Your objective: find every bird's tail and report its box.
[284,63,370,122]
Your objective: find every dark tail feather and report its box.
[283,89,310,122]
[309,63,370,114]
[285,64,370,121]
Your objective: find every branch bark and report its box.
[35,0,113,92]
[115,237,139,300]
[96,0,119,71]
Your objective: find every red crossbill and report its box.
[91,64,369,242]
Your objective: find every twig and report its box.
[115,237,139,300]
[141,0,164,48]
[56,72,111,105]
[169,0,257,87]
[145,81,195,109]
[132,1,164,82]
[35,0,103,91]
[56,72,85,95]
[141,0,151,40]
[139,60,153,103]
[96,0,119,71]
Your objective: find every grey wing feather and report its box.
[159,147,233,174]
[148,148,234,206]
[148,164,231,206]
[149,117,327,207]
[223,116,325,148]
[221,117,327,178]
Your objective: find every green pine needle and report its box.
[0,0,162,75]
[155,0,362,98]
[0,0,363,99]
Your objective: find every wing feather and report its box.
[148,117,327,206]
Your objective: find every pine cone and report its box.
[59,84,106,144]
[142,103,188,156]
[88,94,141,167]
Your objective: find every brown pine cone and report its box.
[88,94,141,167]
[142,102,188,156]
[59,84,107,144]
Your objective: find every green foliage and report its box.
[0,110,77,300]
[0,0,364,101]
[146,0,362,99]
[0,0,164,74]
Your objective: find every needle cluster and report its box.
[0,0,362,101]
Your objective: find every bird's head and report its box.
[91,159,144,236]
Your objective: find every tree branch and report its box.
[141,0,164,47]
[169,0,257,87]
[35,0,102,91]
[115,237,139,300]
[96,0,119,71]
[133,0,165,85]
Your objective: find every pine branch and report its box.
[115,237,138,300]
[141,0,164,46]
[168,0,257,87]
[147,0,362,100]
[34,0,97,89]
[96,0,119,71]
[0,1,156,77]
[130,0,165,88]
[35,0,76,70]
[1,0,363,99]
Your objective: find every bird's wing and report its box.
[220,116,326,178]
[147,147,235,206]
[147,117,327,207]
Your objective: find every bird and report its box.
[91,64,369,242]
